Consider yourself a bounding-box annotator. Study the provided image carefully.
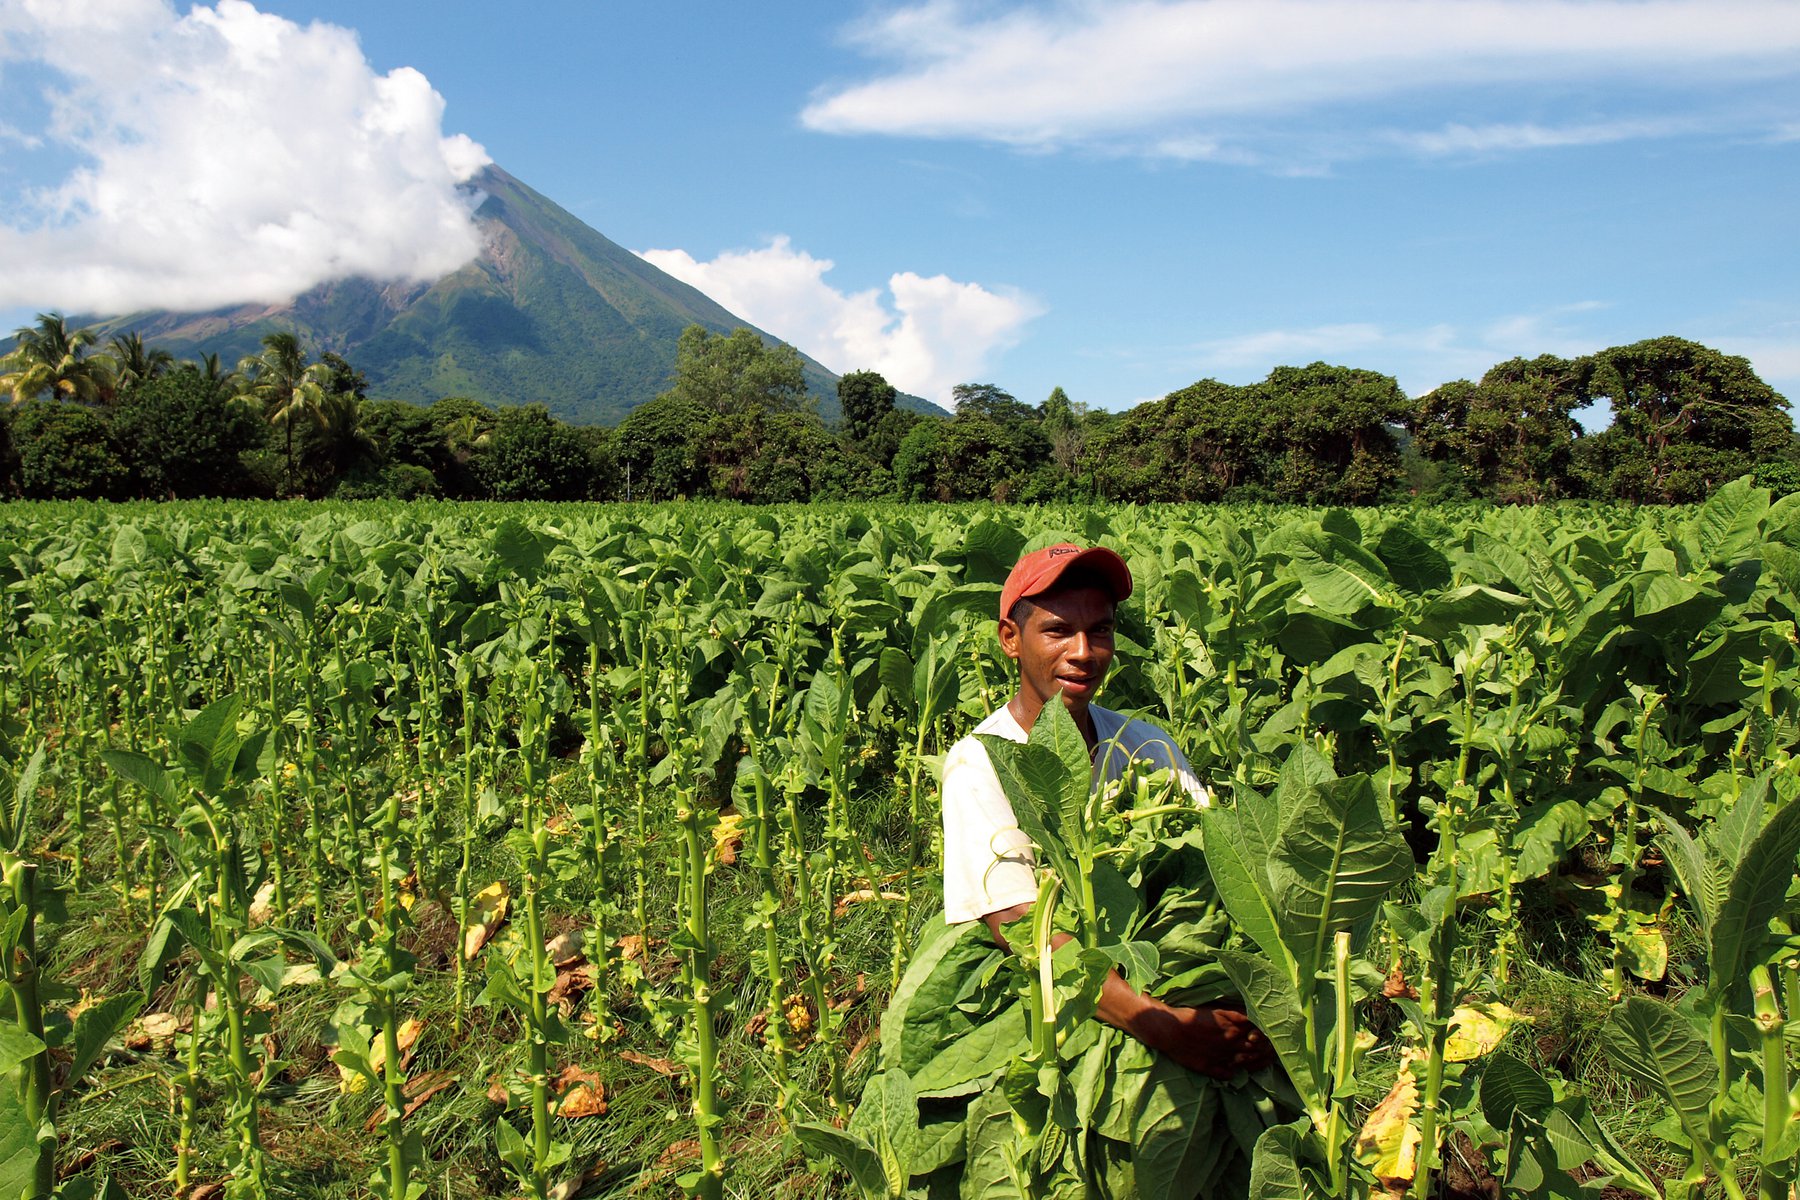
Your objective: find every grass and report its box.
[42,758,919,1199]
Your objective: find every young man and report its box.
[940,543,1272,1078]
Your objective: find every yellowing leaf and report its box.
[463,882,510,961]
[1623,923,1669,981]
[1445,1001,1525,1062]
[1355,1053,1422,1187]
[712,810,745,866]
[342,1019,424,1094]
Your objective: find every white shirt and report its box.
[939,703,1208,925]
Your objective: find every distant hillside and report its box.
[74,165,945,425]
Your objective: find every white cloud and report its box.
[0,0,488,313]
[804,0,1800,164]
[1180,306,1800,406]
[1185,303,1616,394]
[1387,119,1700,156]
[637,236,1041,405]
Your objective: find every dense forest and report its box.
[3,313,1794,505]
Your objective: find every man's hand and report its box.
[984,904,1274,1079]
[1118,995,1275,1079]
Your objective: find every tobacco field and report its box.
[2,483,1799,1200]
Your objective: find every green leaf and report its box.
[962,519,1026,587]
[918,639,961,725]
[1375,524,1451,595]
[1266,774,1412,986]
[794,1122,891,1200]
[1200,806,1292,980]
[489,518,547,580]
[1651,811,1719,932]
[1286,530,1392,615]
[878,648,915,715]
[0,1087,45,1200]
[1214,948,1321,1115]
[1709,794,1800,989]
[1479,1050,1554,1128]
[1248,1119,1326,1200]
[177,693,245,795]
[1414,585,1530,640]
[493,1115,532,1175]
[980,735,1077,884]
[846,1070,918,1197]
[99,750,181,810]
[1514,800,1591,882]
[958,1089,1018,1200]
[1132,1054,1227,1200]
[1599,997,1717,1149]
[137,914,185,997]
[1689,475,1769,567]
[5,743,46,852]
[0,1022,46,1076]
[67,993,144,1087]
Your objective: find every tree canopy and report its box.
[2,319,1792,505]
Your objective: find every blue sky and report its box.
[1,0,1796,414]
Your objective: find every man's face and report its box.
[998,584,1117,715]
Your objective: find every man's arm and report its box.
[982,902,1272,1079]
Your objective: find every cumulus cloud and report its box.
[638,236,1041,405]
[803,0,1800,165]
[0,0,489,313]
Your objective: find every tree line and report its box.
[2,313,1794,505]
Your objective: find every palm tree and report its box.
[105,332,175,396]
[314,388,382,482]
[196,353,246,404]
[0,312,110,405]
[443,412,493,463]
[235,331,330,496]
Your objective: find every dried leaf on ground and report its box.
[554,1065,607,1118]
[369,1018,424,1075]
[57,1140,125,1180]
[548,963,598,1016]
[126,1011,188,1053]
[548,1162,609,1200]
[618,1050,684,1078]
[546,929,586,967]
[363,1069,459,1131]
[833,889,903,918]
[463,882,510,960]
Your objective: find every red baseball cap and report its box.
[999,544,1133,623]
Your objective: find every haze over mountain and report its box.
[80,165,943,425]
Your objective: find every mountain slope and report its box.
[79,165,944,425]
